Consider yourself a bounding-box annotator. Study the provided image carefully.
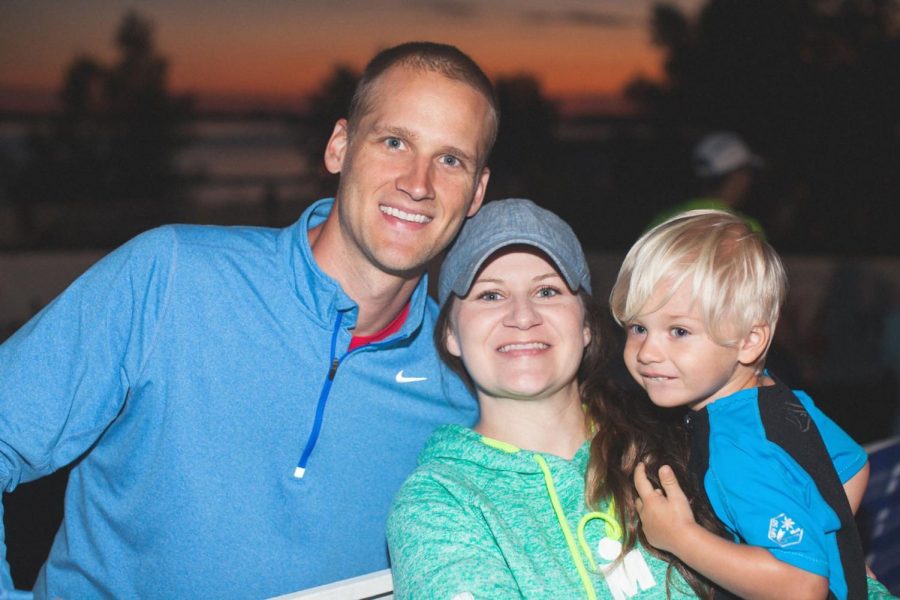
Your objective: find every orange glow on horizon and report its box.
[0,1,687,113]
[157,34,665,104]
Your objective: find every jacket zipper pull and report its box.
[328,358,340,380]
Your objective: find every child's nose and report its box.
[636,336,662,363]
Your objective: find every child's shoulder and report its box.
[705,382,861,485]
[705,385,810,468]
[707,382,819,433]
[705,386,766,436]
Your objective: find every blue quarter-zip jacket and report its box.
[0,198,478,599]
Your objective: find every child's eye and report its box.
[628,324,646,336]
[671,327,690,338]
[536,286,560,298]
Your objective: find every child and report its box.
[604,209,892,599]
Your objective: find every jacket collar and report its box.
[282,198,430,341]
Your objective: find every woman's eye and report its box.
[477,291,501,301]
[537,286,560,298]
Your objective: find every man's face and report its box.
[324,65,492,278]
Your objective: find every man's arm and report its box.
[634,463,830,600]
[0,229,173,592]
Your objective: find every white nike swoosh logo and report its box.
[395,370,428,383]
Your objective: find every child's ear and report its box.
[738,322,771,366]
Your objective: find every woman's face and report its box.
[445,247,590,402]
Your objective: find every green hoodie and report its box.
[387,425,698,599]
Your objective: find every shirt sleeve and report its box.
[0,228,174,593]
[387,473,522,599]
[794,391,868,482]
[706,436,839,578]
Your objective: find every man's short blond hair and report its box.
[610,209,787,347]
[348,41,498,166]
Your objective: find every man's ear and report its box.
[467,167,490,217]
[738,322,771,366]
[324,119,349,175]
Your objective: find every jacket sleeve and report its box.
[0,227,176,594]
[794,391,868,482]
[707,437,837,579]
[387,474,521,599]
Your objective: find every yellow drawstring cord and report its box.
[577,501,623,572]
[480,436,521,453]
[480,435,624,599]
[533,454,598,600]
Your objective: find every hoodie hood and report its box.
[419,424,591,475]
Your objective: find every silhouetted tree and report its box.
[627,0,900,254]
[490,75,560,201]
[299,65,359,196]
[105,11,192,200]
[5,10,193,246]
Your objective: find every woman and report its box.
[387,199,699,599]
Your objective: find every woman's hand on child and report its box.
[633,462,697,554]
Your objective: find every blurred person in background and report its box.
[649,131,764,233]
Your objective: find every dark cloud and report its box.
[524,9,635,29]
[409,0,479,19]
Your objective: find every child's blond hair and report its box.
[610,209,787,349]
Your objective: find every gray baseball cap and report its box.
[692,131,764,178]
[438,198,591,305]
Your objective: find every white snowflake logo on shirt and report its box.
[768,512,803,547]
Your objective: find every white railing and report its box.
[270,569,393,600]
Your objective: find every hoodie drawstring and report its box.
[533,454,597,600]
[577,502,623,572]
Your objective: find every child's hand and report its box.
[633,462,697,554]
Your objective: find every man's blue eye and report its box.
[386,138,402,149]
[442,155,459,166]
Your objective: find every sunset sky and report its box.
[0,0,702,113]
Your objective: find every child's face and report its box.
[622,280,760,411]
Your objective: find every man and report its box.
[648,131,765,233]
[0,42,497,598]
